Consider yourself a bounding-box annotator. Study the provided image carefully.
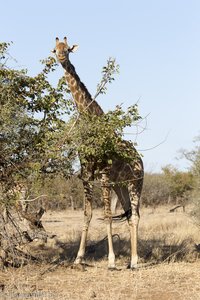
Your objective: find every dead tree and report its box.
[0,185,47,268]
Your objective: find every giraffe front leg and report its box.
[74,181,93,265]
[106,218,116,269]
[101,172,116,269]
[128,215,139,269]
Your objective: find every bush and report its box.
[141,173,170,207]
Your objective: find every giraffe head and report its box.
[52,37,79,64]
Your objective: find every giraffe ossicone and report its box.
[53,37,144,269]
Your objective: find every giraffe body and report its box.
[53,37,144,269]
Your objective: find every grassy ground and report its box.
[0,206,199,299]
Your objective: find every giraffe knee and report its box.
[84,209,92,226]
[128,214,140,227]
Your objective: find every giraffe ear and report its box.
[69,45,79,53]
[56,37,59,45]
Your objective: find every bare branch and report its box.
[19,194,47,202]
[139,131,170,152]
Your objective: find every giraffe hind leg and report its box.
[128,183,141,269]
[74,181,93,265]
[112,185,138,268]
[101,172,116,269]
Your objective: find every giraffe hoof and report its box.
[71,263,86,271]
[127,263,138,270]
[130,266,138,271]
[74,256,85,265]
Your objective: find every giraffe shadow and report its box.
[54,235,199,264]
[24,234,199,267]
[56,234,123,262]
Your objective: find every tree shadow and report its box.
[138,237,199,264]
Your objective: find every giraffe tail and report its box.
[112,208,132,222]
[97,208,132,223]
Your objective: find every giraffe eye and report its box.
[52,49,56,53]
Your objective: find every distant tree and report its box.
[162,165,194,206]
[142,166,195,209]
[180,136,200,221]
[180,136,200,177]
[141,173,170,208]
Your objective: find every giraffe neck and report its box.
[61,61,103,115]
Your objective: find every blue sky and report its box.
[1,0,200,172]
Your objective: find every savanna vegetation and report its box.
[0,41,200,299]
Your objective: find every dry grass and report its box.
[0,206,200,299]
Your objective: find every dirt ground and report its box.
[0,208,200,300]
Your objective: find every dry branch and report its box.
[169,205,185,213]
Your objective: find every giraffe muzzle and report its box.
[58,55,66,62]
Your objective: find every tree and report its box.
[180,136,200,177]
[162,165,194,206]
[141,173,170,208]
[180,137,200,221]
[0,42,80,266]
[0,42,75,205]
[70,105,141,171]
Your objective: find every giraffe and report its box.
[52,37,144,269]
